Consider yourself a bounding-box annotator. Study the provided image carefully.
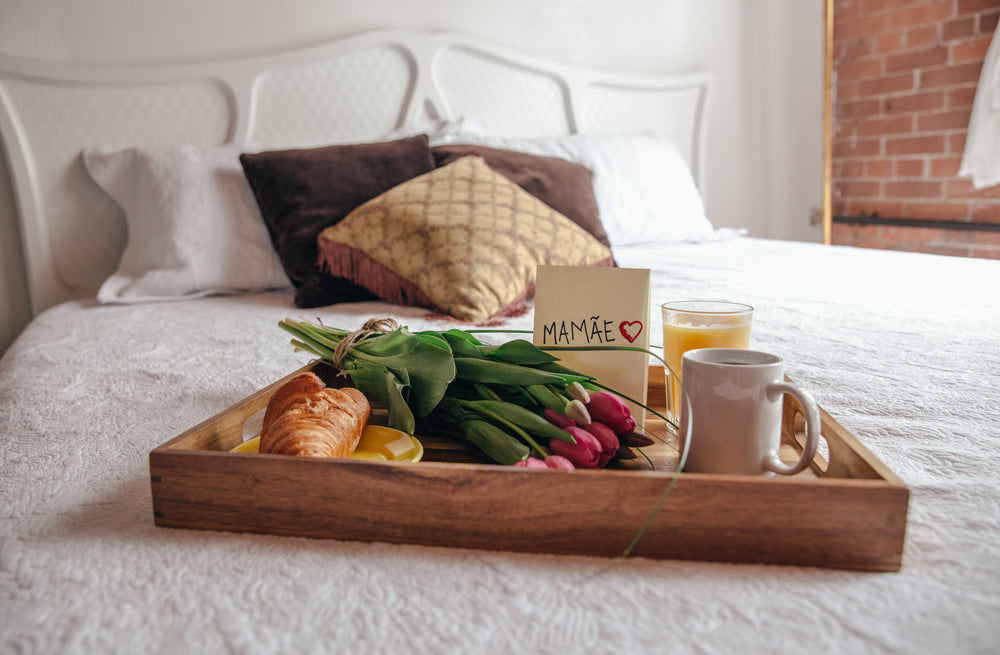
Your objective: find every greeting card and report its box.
[532,265,651,425]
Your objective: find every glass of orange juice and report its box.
[661,300,753,424]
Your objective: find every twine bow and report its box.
[331,317,399,372]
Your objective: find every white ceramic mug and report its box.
[679,348,821,476]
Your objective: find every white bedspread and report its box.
[2,237,999,654]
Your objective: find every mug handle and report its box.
[761,381,821,476]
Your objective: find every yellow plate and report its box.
[231,425,423,462]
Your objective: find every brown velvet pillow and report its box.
[240,135,435,307]
[432,144,611,248]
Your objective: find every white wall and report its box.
[0,0,713,70]
[0,0,823,355]
[747,0,827,242]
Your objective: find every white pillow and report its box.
[427,129,716,247]
[83,143,291,304]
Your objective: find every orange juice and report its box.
[661,301,753,422]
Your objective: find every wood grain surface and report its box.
[150,363,909,571]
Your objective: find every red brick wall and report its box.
[831,0,1000,258]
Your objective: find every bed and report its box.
[2,28,999,654]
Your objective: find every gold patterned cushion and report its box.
[316,155,614,323]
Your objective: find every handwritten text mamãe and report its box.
[540,317,617,345]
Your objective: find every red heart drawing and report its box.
[619,321,643,343]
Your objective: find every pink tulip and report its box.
[586,392,636,434]
[550,427,602,468]
[544,455,575,470]
[543,407,576,430]
[579,421,620,467]
[514,457,548,468]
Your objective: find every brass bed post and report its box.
[822,0,834,245]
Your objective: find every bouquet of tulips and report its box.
[279,318,659,470]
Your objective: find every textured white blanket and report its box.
[2,237,999,654]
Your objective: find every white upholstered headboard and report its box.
[0,29,710,315]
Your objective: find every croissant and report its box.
[259,372,371,458]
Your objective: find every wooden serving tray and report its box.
[150,362,909,571]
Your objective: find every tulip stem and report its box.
[635,447,654,469]
[474,383,502,401]
[457,400,548,459]
[547,385,570,405]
